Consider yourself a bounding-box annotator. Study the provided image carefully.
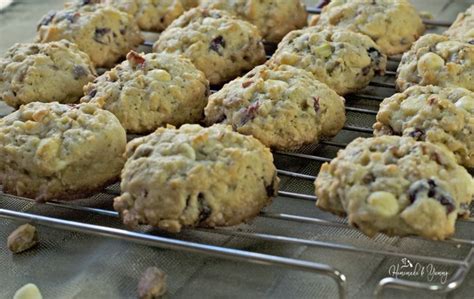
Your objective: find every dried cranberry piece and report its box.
[362,66,371,76]
[242,80,253,88]
[265,175,278,197]
[65,12,80,23]
[198,193,212,223]
[66,103,80,110]
[126,51,146,67]
[408,179,456,214]
[408,128,425,140]
[240,102,260,126]
[88,89,97,98]
[362,173,376,184]
[317,0,331,8]
[313,96,320,112]
[209,36,226,54]
[427,97,438,105]
[214,113,227,123]
[367,47,382,67]
[72,65,88,79]
[94,27,111,44]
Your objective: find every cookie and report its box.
[0,102,126,201]
[114,124,279,232]
[152,8,265,85]
[36,2,143,67]
[0,40,96,109]
[396,34,474,92]
[269,27,387,95]
[181,0,199,9]
[103,0,184,32]
[374,85,474,168]
[445,5,474,44]
[204,65,346,150]
[81,51,209,134]
[317,0,425,55]
[200,0,307,43]
[315,136,474,240]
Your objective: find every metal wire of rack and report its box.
[1,5,473,299]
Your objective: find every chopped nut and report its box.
[138,267,167,299]
[7,224,38,254]
[13,283,43,299]
[308,14,320,26]
[314,43,332,58]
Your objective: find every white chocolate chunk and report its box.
[455,96,474,112]
[417,52,444,74]
[13,284,42,299]
[367,191,399,217]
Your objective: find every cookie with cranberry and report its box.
[396,34,474,92]
[0,102,126,201]
[103,0,184,32]
[317,0,425,55]
[114,124,279,232]
[200,0,307,43]
[269,27,386,95]
[0,40,96,108]
[81,51,209,134]
[36,2,143,67]
[374,85,474,168]
[153,8,265,85]
[315,136,474,240]
[204,65,346,150]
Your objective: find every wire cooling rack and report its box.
[1,5,473,299]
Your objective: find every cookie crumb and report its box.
[13,283,42,299]
[138,267,167,299]
[7,224,38,254]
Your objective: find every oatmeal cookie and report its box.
[114,124,279,232]
[152,8,265,85]
[0,102,126,201]
[200,0,307,43]
[374,85,474,168]
[445,5,474,44]
[317,0,425,55]
[36,2,143,67]
[396,34,474,92]
[81,51,209,134]
[315,136,474,240]
[269,27,386,95]
[181,0,199,9]
[0,40,96,108]
[103,0,184,32]
[204,65,346,150]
